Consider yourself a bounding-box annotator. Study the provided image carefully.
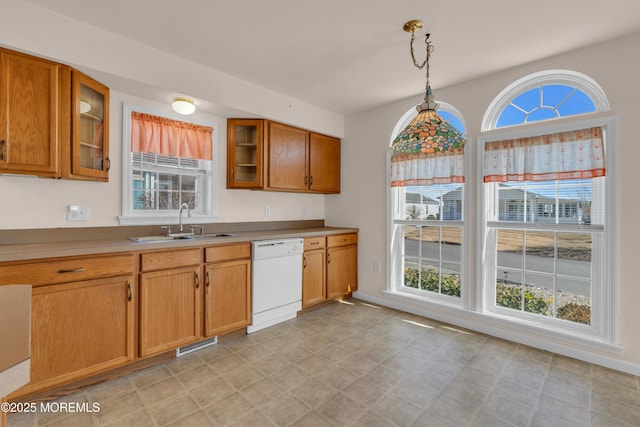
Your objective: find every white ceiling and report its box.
[23,0,640,116]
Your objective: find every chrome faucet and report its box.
[178,203,190,233]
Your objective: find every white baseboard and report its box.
[352,290,640,376]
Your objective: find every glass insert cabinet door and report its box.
[226,119,264,189]
[72,71,110,180]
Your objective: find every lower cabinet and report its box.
[30,276,136,386]
[0,253,135,399]
[302,237,326,307]
[326,234,358,299]
[302,233,358,306]
[138,249,202,357]
[204,243,252,337]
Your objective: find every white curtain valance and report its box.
[483,127,605,183]
[390,149,465,187]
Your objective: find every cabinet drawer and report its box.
[206,243,251,263]
[141,248,202,271]
[304,237,326,251]
[0,254,133,287]
[327,233,358,248]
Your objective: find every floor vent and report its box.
[176,336,218,357]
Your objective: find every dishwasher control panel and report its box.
[252,238,304,260]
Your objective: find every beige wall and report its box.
[329,31,640,369]
[0,0,340,230]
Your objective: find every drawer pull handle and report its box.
[206,271,211,288]
[0,140,5,161]
[127,282,132,302]
[303,256,307,268]
[340,239,347,243]
[310,242,319,246]
[195,272,200,289]
[58,267,86,273]
[327,253,331,264]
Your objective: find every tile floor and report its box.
[7,298,640,426]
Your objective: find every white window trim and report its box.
[386,102,472,309]
[482,70,611,131]
[476,113,618,344]
[118,102,219,225]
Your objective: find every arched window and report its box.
[483,70,609,130]
[388,102,468,303]
[479,70,616,343]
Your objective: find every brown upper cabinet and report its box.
[0,49,60,177]
[227,119,264,188]
[227,119,340,194]
[0,47,110,181]
[60,68,110,181]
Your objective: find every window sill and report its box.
[375,290,623,357]
[118,215,220,226]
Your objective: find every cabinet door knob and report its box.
[0,140,5,161]
[195,272,200,289]
[206,271,211,288]
[327,253,331,264]
[105,157,111,172]
[303,256,307,268]
[127,282,132,302]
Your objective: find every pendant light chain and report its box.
[409,31,434,92]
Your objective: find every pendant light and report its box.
[390,20,466,188]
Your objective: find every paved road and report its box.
[404,239,590,297]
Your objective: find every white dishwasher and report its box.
[248,238,304,333]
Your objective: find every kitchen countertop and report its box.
[0,226,359,263]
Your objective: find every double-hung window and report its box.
[480,71,616,342]
[120,104,218,224]
[389,106,467,304]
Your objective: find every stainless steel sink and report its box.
[128,235,194,243]
[191,233,235,239]
[128,233,234,243]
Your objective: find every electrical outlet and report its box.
[265,206,271,217]
[67,205,89,222]
[373,260,382,272]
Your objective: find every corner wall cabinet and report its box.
[0,47,110,181]
[0,48,60,177]
[60,69,110,181]
[227,119,264,188]
[227,119,341,193]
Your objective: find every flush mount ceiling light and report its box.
[171,97,196,115]
[390,20,466,188]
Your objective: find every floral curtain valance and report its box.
[390,110,466,187]
[483,127,605,183]
[131,112,213,160]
